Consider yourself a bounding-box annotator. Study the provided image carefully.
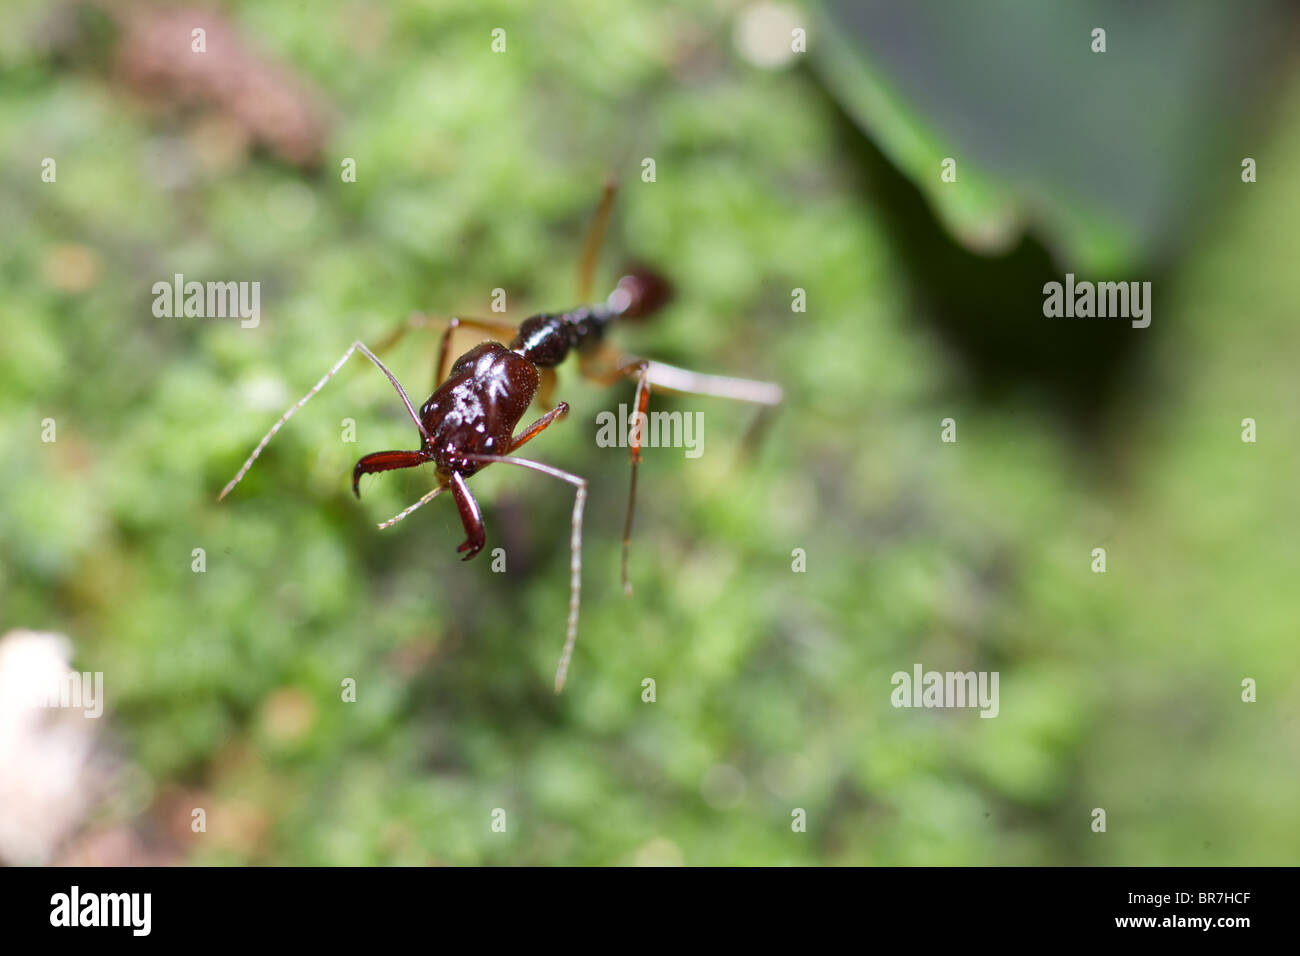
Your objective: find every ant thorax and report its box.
[510,306,612,368]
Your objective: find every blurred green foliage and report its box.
[1,0,1297,864]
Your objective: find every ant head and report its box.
[607,266,672,321]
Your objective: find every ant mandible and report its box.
[218,181,783,692]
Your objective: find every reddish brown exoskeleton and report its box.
[218,183,782,691]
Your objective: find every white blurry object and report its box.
[734,2,803,70]
[0,629,102,864]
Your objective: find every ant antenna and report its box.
[219,341,430,502]
[376,482,449,530]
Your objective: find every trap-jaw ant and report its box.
[219,183,783,692]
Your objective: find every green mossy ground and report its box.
[1,1,1296,864]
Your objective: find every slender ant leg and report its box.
[579,344,782,595]
[372,311,440,354]
[621,362,652,595]
[509,402,570,452]
[734,403,778,465]
[536,367,558,411]
[577,178,617,302]
[572,177,656,594]
[581,343,784,404]
[218,341,431,502]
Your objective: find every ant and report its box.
[218,182,782,692]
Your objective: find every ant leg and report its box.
[638,358,783,467]
[621,362,652,596]
[577,178,617,302]
[449,471,486,560]
[509,401,570,453]
[640,359,783,406]
[576,350,652,594]
[641,359,783,466]
[372,311,441,355]
[219,341,429,501]
[581,344,783,406]
[461,453,587,693]
[352,450,429,498]
[577,343,625,385]
[536,368,558,411]
[579,351,654,594]
[579,347,783,593]
[733,403,778,465]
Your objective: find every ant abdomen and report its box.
[607,267,672,320]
